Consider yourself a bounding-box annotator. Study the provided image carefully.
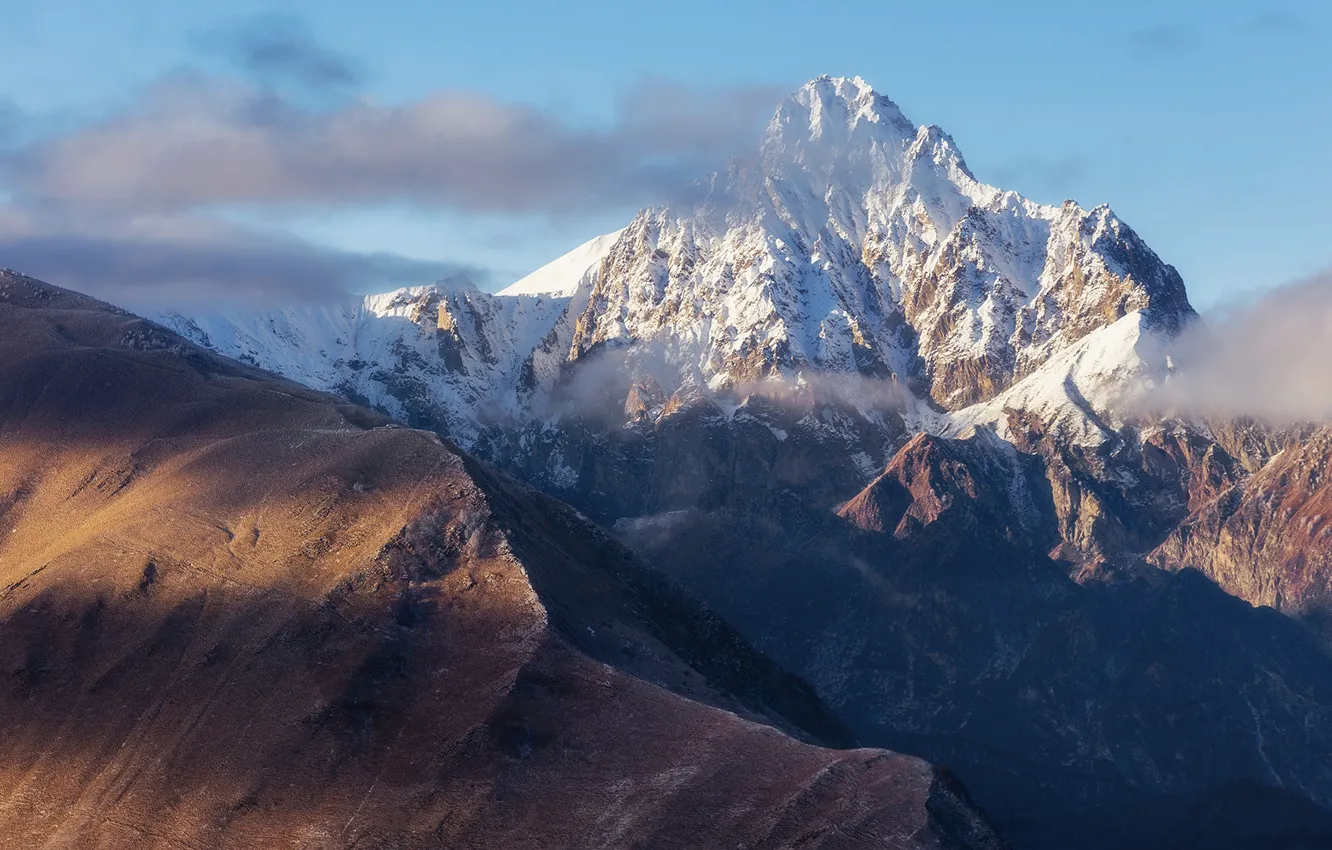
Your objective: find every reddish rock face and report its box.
[837,433,1042,543]
[842,411,1332,637]
[0,273,1003,850]
[1150,426,1332,638]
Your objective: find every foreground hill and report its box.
[0,270,1003,849]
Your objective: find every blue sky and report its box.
[0,0,1327,308]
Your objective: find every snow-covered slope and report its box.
[948,310,1175,446]
[157,279,572,444]
[498,230,624,297]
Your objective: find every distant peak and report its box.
[801,74,876,97]
[438,272,478,291]
[798,75,882,101]
[770,76,915,147]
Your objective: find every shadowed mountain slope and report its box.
[618,435,1332,850]
[0,270,1003,849]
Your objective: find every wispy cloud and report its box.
[0,74,780,216]
[1124,12,1310,58]
[0,69,780,306]
[990,155,1088,201]
[1245,10,1305,35]
[196,14,362,91]
[1124,24,1198,59]
[0,204,479,309]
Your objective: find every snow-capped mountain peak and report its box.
[766,75,915,153]
[157,75,1195,465]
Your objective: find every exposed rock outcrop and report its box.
[1150,425,1332,639]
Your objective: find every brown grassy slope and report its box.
[0,272,1001,849]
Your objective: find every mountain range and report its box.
[5,76,1332,849]
[155,77,1331,632]
[156,76,1204,542]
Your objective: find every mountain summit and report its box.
[564,76,1193,409]
[160,75,1193,434]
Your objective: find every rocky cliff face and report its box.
[837,431,1054,545]
[1149,425,1332,638]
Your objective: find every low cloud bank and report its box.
[544,272,1332,431]
[1149,271,1332,424]
[542,341,912,428]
